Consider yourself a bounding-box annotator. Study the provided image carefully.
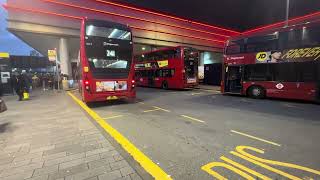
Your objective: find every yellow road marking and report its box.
[181,115,205,123]
[220,156,272,180]
[230,151,301,180]
[103,115,124,120]
[236,146,320,176]
[67,92,172,180]
[143,108,161,113]
[152,106,170,112]
[230,130,281,147]
[201,161,255,180]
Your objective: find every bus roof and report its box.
[228,20,320,43]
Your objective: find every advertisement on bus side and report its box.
[256,46,320,63]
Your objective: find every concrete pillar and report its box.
[59,38,71,78]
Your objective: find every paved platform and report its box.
[0,91,142,180]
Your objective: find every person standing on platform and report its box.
[16,71,28,101]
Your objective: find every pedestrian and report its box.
[16,71,29,101]
[11,71,18,95]
[0,88,7,113]
[0,81,3,97]
[32,73,39,89]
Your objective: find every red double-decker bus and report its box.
[78,19,136,103]
[134,46,199,89]
[222,21,320,102]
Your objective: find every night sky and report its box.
[0,0,320,55]
[118,0,320,31]
[0,0,34,55]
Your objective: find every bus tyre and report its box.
[86,102,94,107]
[161,81,168,90]
[248,86,265,99]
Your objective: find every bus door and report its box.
[294,62,318,101]
[312,61,320,102]
[225,65,243,93]
[147,70,155,87]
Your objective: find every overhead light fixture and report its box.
[142,47,146,50]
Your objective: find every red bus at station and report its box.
[134,46,199,89]
[78,19,136,103]
[222,21,320,102]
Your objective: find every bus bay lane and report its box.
[71,87,320,180]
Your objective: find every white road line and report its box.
[180,115,206,123]
[231,130,281,147]
[103,115,124,120]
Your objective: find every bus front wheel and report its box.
[248,86,265,99]
[161,81,168,90]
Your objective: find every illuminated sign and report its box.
[106,50,116,57]
[157,60,168,68]
[0,52,9,58]
[48,49,57,61]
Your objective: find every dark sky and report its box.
[118,0,320,31]
[0,0,34,55]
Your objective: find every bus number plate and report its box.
[107,96,118,100]
[187,78,196,83]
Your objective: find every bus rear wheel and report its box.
[161,81,168,90]
[248,86,265,99]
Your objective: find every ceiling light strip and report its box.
[41,0,229,38]
[94,0,240,34]
[130,25,225,44]
[243,11,320,34]
[3,4,225,44]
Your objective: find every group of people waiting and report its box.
[9,70,61,101]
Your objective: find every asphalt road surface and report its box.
[82,87,320,180]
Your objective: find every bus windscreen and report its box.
[86,25,131,40]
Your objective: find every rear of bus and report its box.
[80,19,135,103]
[182,47,199,88]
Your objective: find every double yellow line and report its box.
[67,92,172,180]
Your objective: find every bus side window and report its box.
[302,25,320,47]
[135,72,141,78]
[171,69,175,76]
[271,63,297,82]
[226,45,241,55]
[141,71,147,77]
[244,64,270,81]
[279,30,302,49]
[246,34,278,52]
[155,70,160,78]
[159,70,163,77]
[296,62,316,82]
[161,69,173,78]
